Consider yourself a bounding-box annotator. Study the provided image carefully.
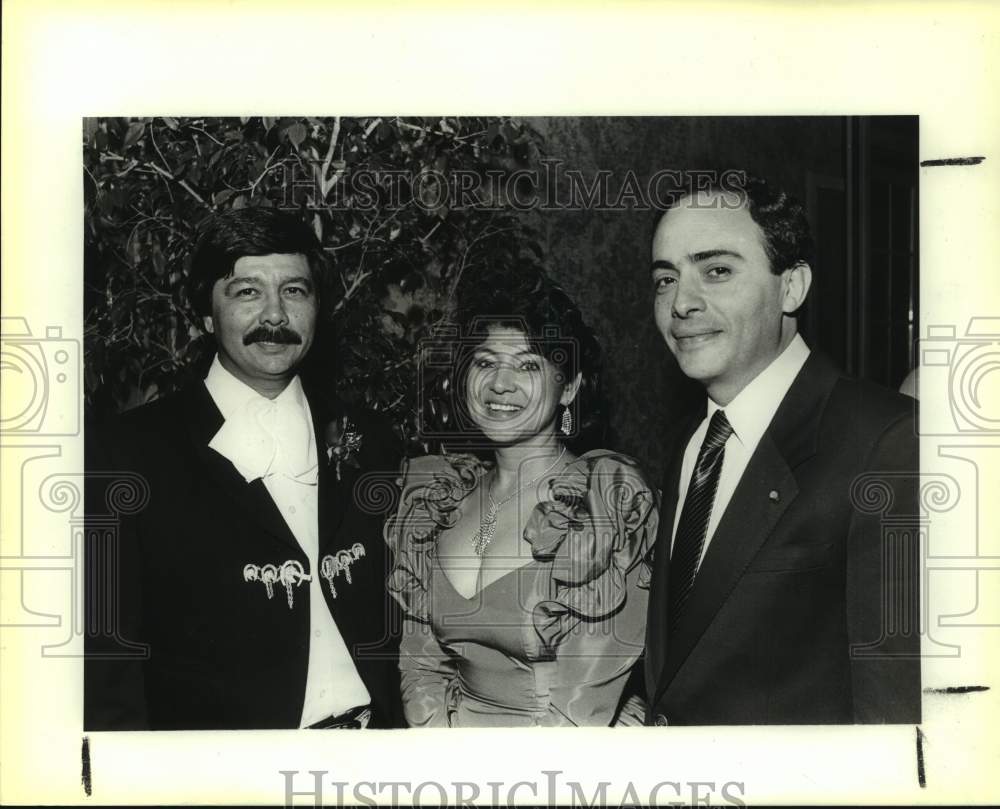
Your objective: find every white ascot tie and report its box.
[203,356,369,725]
[208,381,318,485]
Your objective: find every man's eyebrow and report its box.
[223,275,260,291]
[282,275,315,289]
[691,249,745,263]
[223,275,314,291]
[650,249,745,273]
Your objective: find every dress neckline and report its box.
[427,450,603,601]
[431,550,530,602]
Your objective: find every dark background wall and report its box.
[522,116,917,481]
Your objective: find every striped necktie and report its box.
[668,409,734,629]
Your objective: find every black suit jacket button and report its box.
[654,713,669,726]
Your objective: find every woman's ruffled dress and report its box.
[384,450,659,727]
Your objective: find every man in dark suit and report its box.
[85,208,402,730]
[644,173,920,725]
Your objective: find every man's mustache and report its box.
[243,326,303,346]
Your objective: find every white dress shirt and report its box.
[671,334,811,570]
[204,357,370,727]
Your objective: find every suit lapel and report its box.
[646,414,700,702]
[182,383,302,553]
[314,406,348,551]
[183,380,360,637]
[650,352,840,707]
[312,400,362,638]
[652,436,798,705]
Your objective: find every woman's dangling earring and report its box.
[560,406,573,436]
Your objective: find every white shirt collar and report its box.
[707,333,810,449]
[204,354,309,420]
[204,356,317,484]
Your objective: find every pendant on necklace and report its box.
[471,447,566,557]
[472,505,499,556]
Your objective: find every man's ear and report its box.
[560,371,583,406]
[781,262,812,314]
[202,315,215,335]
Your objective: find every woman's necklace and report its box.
[471,447,567,557]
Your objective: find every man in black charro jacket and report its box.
[85,208,403,730]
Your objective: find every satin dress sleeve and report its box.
[384,450,659,728]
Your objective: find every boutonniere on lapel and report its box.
[243,560,311,609]
[325,415,364,481]
[319,542,366,599]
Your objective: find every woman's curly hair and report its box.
[426,261,607,453]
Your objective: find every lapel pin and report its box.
[768,489,780,503]
[279,560,311,609]
[336,550,354,584]
[243,559,311,608]
[320,542,367,595]
[260,564,278,599]
[327,417,364,481]
[320,555,338,599]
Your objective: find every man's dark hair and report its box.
[187,207,329,317]
[656,170,815,275]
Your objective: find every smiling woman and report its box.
[384,263,661,727]
[464,326,573,446]
[444,262,608,456]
